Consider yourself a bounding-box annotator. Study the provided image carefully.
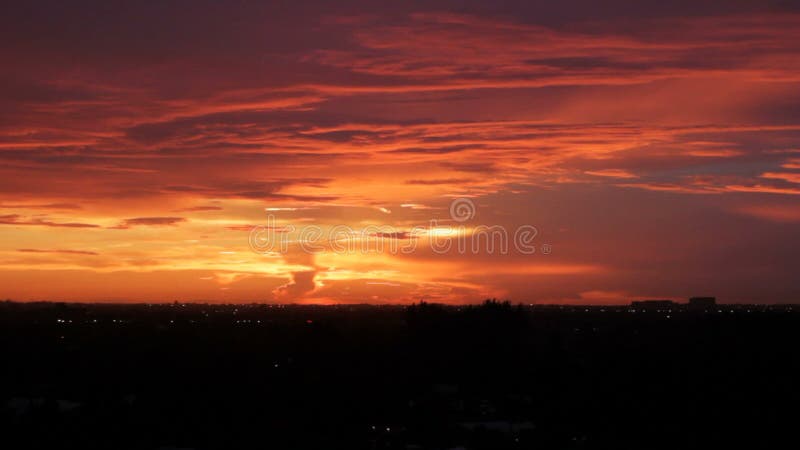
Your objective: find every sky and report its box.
[1,0,799,303]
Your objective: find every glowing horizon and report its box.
[2,2,799,303]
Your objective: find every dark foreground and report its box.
[1,301,798,449]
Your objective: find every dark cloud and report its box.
[115,217,187,228]
[371,231,413,239]
[274,270,318,301]
[405,178,474,186]
[0,214,99,228]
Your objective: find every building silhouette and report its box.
[630,300,676,309]
[688,297,716,310]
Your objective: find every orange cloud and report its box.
[17,248,99,256]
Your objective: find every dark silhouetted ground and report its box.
[1,300,798,449]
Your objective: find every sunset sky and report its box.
[2,0,799,303]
